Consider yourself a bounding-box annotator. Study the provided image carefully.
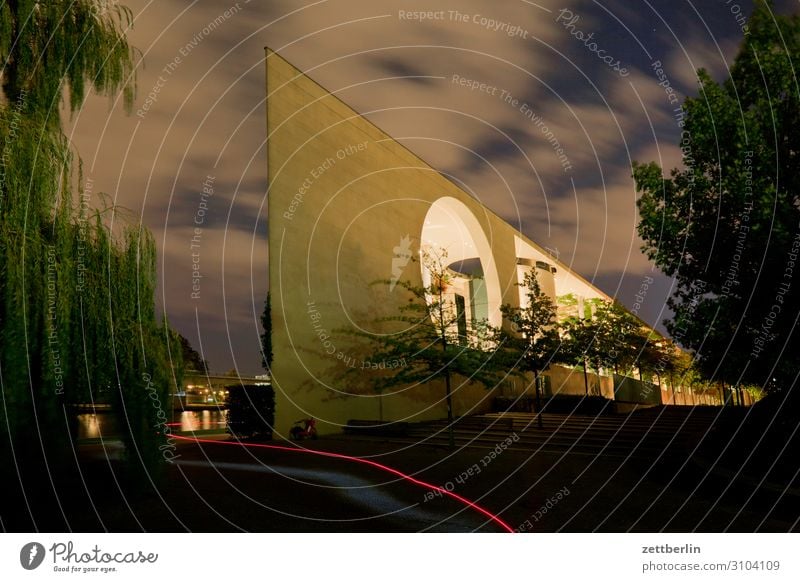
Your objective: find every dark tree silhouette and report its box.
[633,2,800,390]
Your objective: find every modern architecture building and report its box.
[265,49,679,437]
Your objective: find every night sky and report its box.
[66,0,799,375]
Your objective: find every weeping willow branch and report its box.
[0,3,180,487]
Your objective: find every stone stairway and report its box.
[356,406,728,459]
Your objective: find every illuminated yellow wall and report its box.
[266,48,610,436]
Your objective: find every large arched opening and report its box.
[419,197,502,336]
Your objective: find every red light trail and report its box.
[173,434,513,532]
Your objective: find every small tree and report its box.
[560,298,652,394]
[559,297,608,395]
[594,301,648,377]
[345,249,513,448]
[501,270,561,426]
[260,292,273,373]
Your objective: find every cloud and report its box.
[63,0,765,372]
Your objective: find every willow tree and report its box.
[1,1,179,523]
[0,1,136,124]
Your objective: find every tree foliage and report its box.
[0,0,136,126]
[1,1,178,509]
[557,295,678,395]
[355,250,511,389]
[594,301,653,376]
[342,249,514,446]
[558,297,616,392]
[178,332,209,373]
[633,2,800,389]
[500,270,562,384]
[261,291,273,372]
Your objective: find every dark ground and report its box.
[2,405,798,532]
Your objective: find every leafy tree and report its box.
[743,384,766,404]
[1,1,177,524]
[344,249,513,448]
[560,315,594,395]
[593,301,646,376]
[261,292,273,372]
[635,332,677,385]
[633,2,800,390]
[177,333,209,373]
[501,270,561,424]
[558,297,665,396]
[0,1,136,127]
[559,297,617,394]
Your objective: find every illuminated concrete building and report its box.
[266,48,646,436]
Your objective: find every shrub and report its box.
[226,385,275,439]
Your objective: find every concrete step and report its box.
[345,407,724,461]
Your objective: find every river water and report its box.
[77,409,228,440]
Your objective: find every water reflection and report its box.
[178,409,228,432]
[77,410,228,440]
